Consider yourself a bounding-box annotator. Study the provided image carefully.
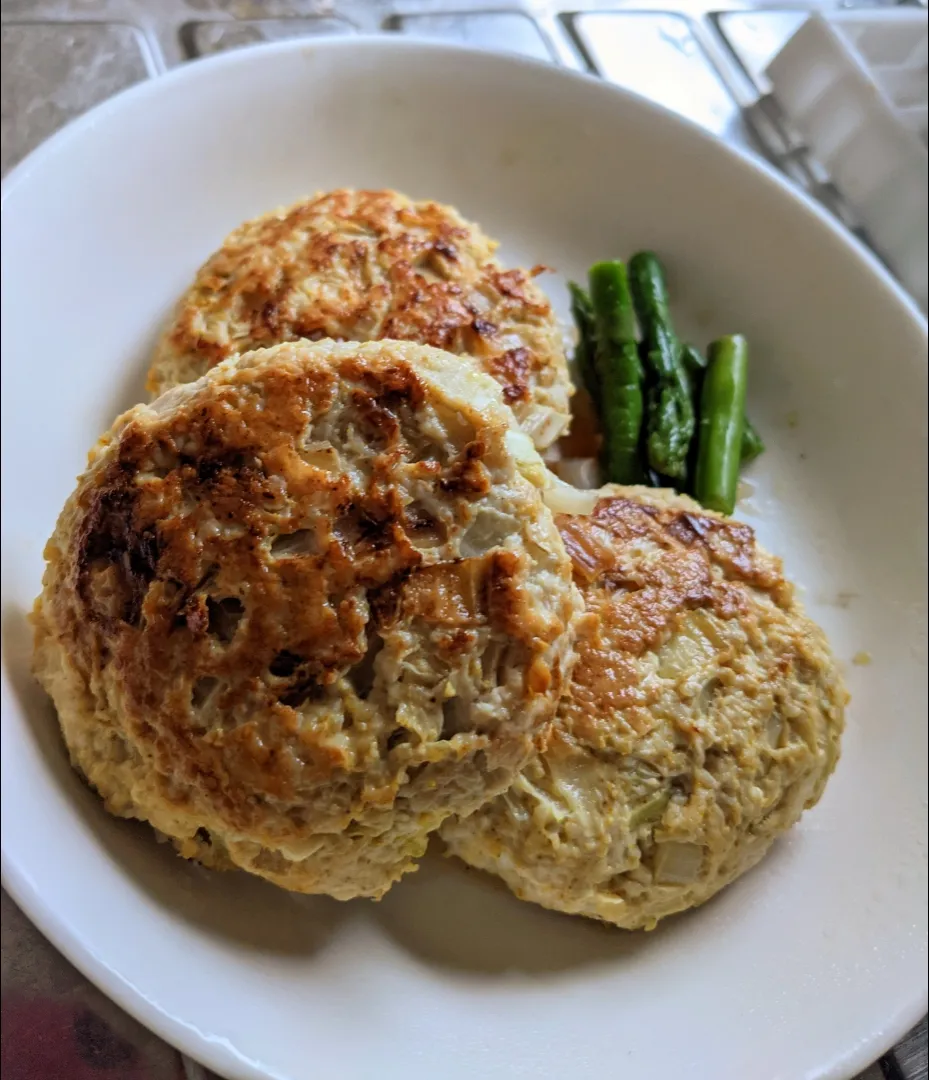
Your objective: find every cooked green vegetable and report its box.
[694,334,749,514]
[683,343,762,466]
[681,344,707,379]
[567,256,763,508]
[628,252,695,480]
[740,418,765,465]
[588,261,645,485]
[568,281,598,400]
[629,787,672,829]
[646,467,667,489]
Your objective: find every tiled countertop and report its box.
[1,2,926,1078]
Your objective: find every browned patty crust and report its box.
[147,189,573,448]
[35,339,581,899]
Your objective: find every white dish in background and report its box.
[766,10,928,310]
[1,37,926,1080]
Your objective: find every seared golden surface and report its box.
[148,189,572,449]
[35,340,581,900]
[441,486,846,929]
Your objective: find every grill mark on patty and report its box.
[55,343,568,833]
[487,346,532,404]
[77,486,161,628]
[556,495,790,727]
[146,190,570,450]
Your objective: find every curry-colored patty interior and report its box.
[441,486,846,929]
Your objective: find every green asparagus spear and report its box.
[568,282,598,400]
[740,418,765,464]
[645,467,667,489]
[684,342,764,467]
[681,344,707,379]
[628,252,695,480]
[694,335,749,515]
[588,261,645,485]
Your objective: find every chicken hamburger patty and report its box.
[147,189,573,449]
[441,486,846,929]
[34,340,582,900]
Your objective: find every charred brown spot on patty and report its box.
[147,190,572,450]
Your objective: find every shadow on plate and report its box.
[106,306,168,419]
[370,846,659,975]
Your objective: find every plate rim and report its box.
[0,34,926,335]
[1,34,926,1080]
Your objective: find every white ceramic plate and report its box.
[1,37,926,1080]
